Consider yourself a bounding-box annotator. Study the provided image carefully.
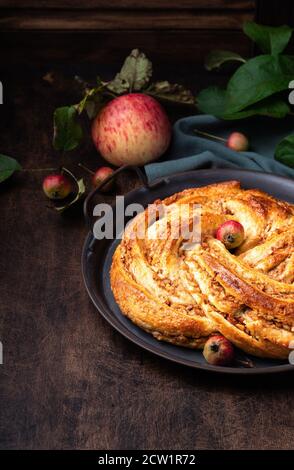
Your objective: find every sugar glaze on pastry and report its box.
[110,181,294,359]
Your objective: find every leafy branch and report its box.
[198,21,294,169]
[198,22,294,120]
[53,49,195,153]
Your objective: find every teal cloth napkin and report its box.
[144,115,294,182]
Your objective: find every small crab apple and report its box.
[203,334,235,366]
[92,166,114,192]
[227,132,249,152]
[42,174,72,200]
[216,220,245,250]
[194,129,249,152]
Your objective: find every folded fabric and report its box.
[145,114,294,182]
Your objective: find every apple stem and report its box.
[194,129,227,143]
[78,163,95,175]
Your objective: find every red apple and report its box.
[42,174,72,200]
[203,335,234,366]
[92,166,114,192]
[91,93,172,166]
[227,132,249,152]
[216,220,245,250]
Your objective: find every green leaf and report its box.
[198,23,294,122]
[55,167,86,213]
[205,50,246,71]
[77,87,106,119]
[0,154,21,183]
[53,106,83,152]
[243,21,293,55]
[275,134,294,168]
[197,86,290,120]
[147,80,195,105]
[76,77,107,119]
[225,55,294,115]
[197,86,227,117]
[233,97,290,119]
[107,49,152,94]
[84,98,105,120]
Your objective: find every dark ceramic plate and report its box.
[82,169,294,374]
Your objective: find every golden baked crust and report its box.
[110,181,294,359]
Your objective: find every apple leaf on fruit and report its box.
[243,21,293,55]
[275,134,294,168]
[83,98,104,120]
[77,86,106,119]
[0,154,21,183]
[107,49,153,93]
[76,77,108,118]
[52,49,196,153]
[54,167,86,213]
[205,50,246,71]
[53,106,83,152]
[147,81,195,105]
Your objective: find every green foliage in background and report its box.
[199,22,294,168]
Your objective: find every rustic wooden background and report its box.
[1,0,294,65]
[0,0,294,451]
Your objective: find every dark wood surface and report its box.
[0,0,255,8]
[0,0,255,67]
[0,56,294,451]
[1,0,293,33]
[0,10,254,31]
[0,30,253,67]
[1,0,293,69]
[1,0,294,450]
[0,0,255,29]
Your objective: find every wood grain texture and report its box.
[0,0,255,10]
[0,55,293,449]
[0,30,252,65]
[0,10,253,31]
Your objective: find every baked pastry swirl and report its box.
[110,181,294,359]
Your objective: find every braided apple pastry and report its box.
[110,181,294,359]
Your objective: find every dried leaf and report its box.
[107,49,153,94]
[148,81,195,105]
